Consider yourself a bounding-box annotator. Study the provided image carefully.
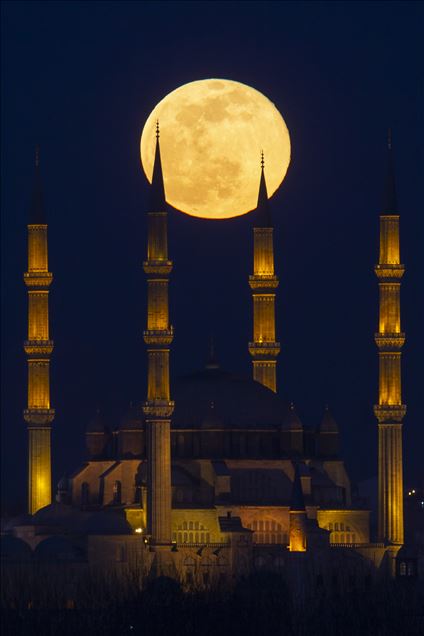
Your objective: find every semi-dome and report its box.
[171,367,288,430]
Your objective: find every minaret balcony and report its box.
[249,275,279,290]
[374,333,405,350]
[23,271,53,288]
[24,408,55,425]
[143,400,175,419]
[143,329,173,345]
[374,264,405,280]
[249,341,281,359]
[24,340,54,356]
[143,260,172,276]
[374,404,407,423]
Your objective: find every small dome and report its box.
[119,404,142,430]
[35,537,86,562]
[319,406,339,433]
[82,511,132,535]
[283,403,303,431]
[87,409,108,433]
[0,536,32,562]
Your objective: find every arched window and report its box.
[399,562,407,576]
[81,482,90,505]
[113,480,122,504]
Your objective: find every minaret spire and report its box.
[255,151,272,227]
[142,126,174,551]
[248,153,280,392]
[24,148,55,514]
[149,120,166,211]
[374,134,405,546]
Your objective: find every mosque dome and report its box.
[171,366,288,430]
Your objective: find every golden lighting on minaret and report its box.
[374,134,405,546]
[249,154,280,392]
[142,123,174,548]
[24,148,55,515]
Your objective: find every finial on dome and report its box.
[156,120,160,139]
[260,149,265,170]
[387,127,392,151]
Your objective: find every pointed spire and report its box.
[290,462,305,511]
[148,120,166,211]
[29,146,46,224]
[254,151,272,227]
[382,128,398,214]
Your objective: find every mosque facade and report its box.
[2,128,410,585]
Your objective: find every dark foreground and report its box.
[2,572,423,636]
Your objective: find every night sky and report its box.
[1,1,423,515]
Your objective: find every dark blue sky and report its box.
[1,1,423,514]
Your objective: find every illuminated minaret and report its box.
[374,132,406,545]
[248,153,280,392]
[24,148,55,515]
[142,123,174,547]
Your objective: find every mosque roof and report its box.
[171,366,288,430]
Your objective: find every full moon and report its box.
[140,79,291,219]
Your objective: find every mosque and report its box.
[1,127,412,586]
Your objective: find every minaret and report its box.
[142,123,174,547]
[374,132,406,545]
[248,153,280,392]
[23,148,55,515]
[289,463,307,552]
